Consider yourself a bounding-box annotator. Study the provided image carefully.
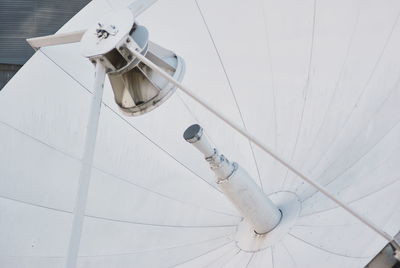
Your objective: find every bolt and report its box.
[126,38,130,43]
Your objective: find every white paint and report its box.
[185,126,281,234]
[2,0,400,267]
[26,30,85,50]
[217,166,282,234]
[65,61,106,268]
[130,45,397,246]
[235,191,301,252]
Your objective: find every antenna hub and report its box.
[81,8,185,116]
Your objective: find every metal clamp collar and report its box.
[216,162,238,184]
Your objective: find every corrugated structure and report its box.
[0,64,22,90]
[0,0,90,89]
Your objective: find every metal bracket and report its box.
[95,23,118,40]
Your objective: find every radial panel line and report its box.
[308,8,400,173]
[0,119,238,218]
[193,0,264,189]
[39,49,221,194]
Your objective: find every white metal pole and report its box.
[130,49,399,249]
[65,60,106,268]
[184,124,282,234]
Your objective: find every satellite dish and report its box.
[1,0,400,267]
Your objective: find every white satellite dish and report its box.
[1,0,400,267]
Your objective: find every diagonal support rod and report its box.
[65,60,106,268]
[130,48,400,251]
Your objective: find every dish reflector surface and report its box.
[1,0,400,267]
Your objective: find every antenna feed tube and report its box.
[184,124,282,234]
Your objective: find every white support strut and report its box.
[130,48,399,250]
[65,60,106,268]
[26,30,85,50]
